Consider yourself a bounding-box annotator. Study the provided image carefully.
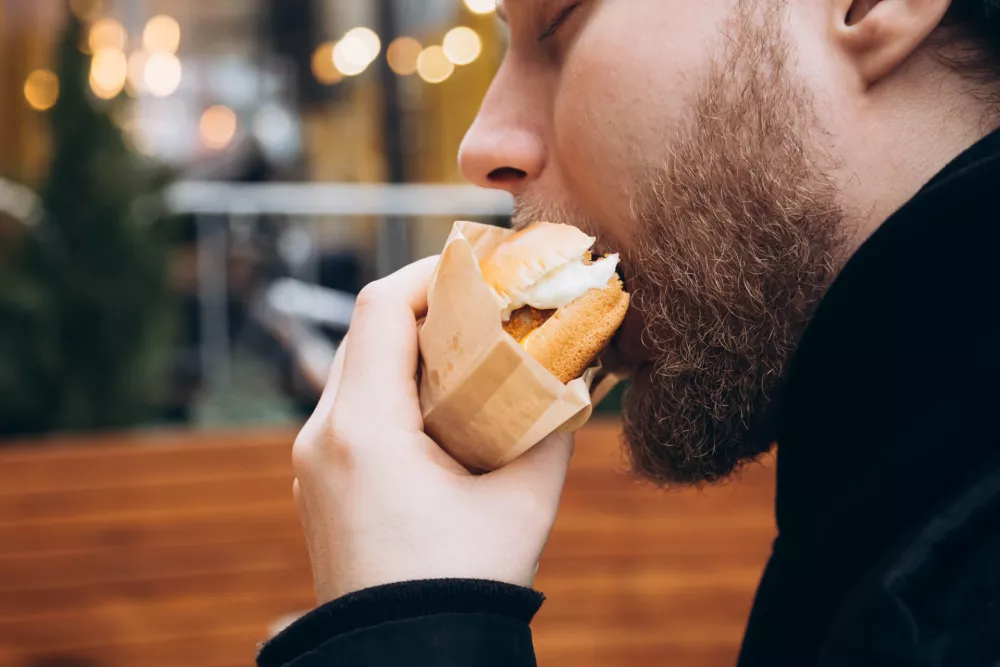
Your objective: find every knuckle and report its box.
[291,411,355,476]
[292,408,363,484]
[291,428,318,478]
[321,409,359,469]
[353,279,391,314]
[294,401,384,477]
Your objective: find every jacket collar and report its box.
[774,125,1000,552]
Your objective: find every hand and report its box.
[292,256,575,604]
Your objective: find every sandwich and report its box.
[478,222,630,384]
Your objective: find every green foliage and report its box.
[0,9,176,436]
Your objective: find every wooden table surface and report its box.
[0,421,776,667]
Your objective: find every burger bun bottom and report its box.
[520,276,630,384]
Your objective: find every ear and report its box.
[831,0,952,86]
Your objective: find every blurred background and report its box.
[0,2,777,666]
[1,0,519,433]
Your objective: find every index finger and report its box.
[335,255,440,431]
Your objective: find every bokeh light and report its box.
[332,40,369,76]
[311,42,343,85]
[443,27,482,66]
[90,48,127,99]
[144,52,182,97]
[143,15,181,54]
[24,70,59,111]
[387,37,422,76]
[464,0,496,14]
[200,105,238,150]
[333,27,380,76]
[89,18,126,52]
[253,104,293,145]
[346,27,381,62]
[417,46,455,84]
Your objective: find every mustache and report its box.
[510,195,571,230]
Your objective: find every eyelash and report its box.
[538,1,582,42]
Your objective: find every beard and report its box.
[513,3,848,485]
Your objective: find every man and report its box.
[259,0,1000,664]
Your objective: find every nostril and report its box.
[488,167,528,184]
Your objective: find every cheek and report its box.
[551,0,732,245]
[783,6,855,131]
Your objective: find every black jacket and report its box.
[258,130,1000,667]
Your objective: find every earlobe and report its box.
[833,0,951,87]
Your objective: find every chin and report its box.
[619,360,777,488]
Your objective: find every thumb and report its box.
[489,431,575,507]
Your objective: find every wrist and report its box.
[258,578,544,667]
[316,557,542,604]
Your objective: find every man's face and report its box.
[460,0,849,484]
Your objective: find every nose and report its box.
[459,70,547,193]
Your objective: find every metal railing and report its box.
[165,182,514,217]
[166,181,514,393]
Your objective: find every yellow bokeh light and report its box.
[200,105,238,151]
[24,70,59,111]
[311,41,343,85]
[464,0,496,15]
[90,48,127,99]
[144,52,182,97]
[443,27,482,66]
[417,45,454,84]
[143,15,181,54]
[387,37,422,76]
[89,18,126,52]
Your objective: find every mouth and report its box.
[595,256,653,375]
[585,236,655,373]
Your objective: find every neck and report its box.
[832,58,1000,250]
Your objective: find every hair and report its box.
[935,0,1000,109]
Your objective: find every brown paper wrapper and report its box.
[418,220,625,472]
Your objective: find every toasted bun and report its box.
[479,222,595,296]
[521,276,630,384]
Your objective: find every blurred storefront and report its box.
[1,0,505,264]
[0,0,517,436]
